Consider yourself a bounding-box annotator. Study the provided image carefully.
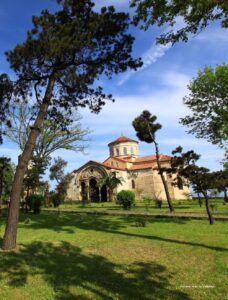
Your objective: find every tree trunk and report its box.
[203,191,214,225]
[0,169,3,214]
[154,141,174,212]
[2,76,56,250]
[197,192,202,207]
[224,188,228,202]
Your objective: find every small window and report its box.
[116,148,119,156]
[111,161,114,166]
[116,162,118,167]
[124,147,127,155]
[131,180,135,189]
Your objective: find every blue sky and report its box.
[0,0,227,184]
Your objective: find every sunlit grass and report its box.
[0,211,227,299]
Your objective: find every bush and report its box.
[49,192,64,207]
[154,199,163,208]
[134,217,147,227]
[27,194,44,214]
[143,197,152,211]
[116,190,135,210]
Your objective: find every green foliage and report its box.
[27,194,44,214]
[180,65,228,147]
[131,0,228,44]
[49,192,64,208]
[49,157,67,183]
[154,199,163,209]
[132,110,162,143]
[132,110,174,212]
[5,99,89,165]
[116,190,135,210]
[134,217,147,227]
[98,173,123,201]
[0,157,14,202]
[56,173,73,198]
[23,155,49,194]
[143,197,153,211]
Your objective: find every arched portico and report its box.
[89,178,99,202]
[78,163,108,202]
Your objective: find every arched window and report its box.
[131,180,135,189]
[124,147,127,155]
[116,148,119,156]
[110,148,114,156]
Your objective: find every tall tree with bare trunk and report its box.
[132,110,174,212]
[0,0,142,250]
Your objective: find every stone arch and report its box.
[89,178,99,202]
[78,164,108,202]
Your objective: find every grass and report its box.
[0,209,228,300]
[57,198,228,216]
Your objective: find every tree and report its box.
[0,157,14,212]
[56,173,73,200]
[22,155,49,202]
[132,110,174,212]
[98,173,123,202]
[49,157,67,184]
[50,158,72,207]
[1,0,142,250]
[170,146,214,224]
[180,65,228,148]
[131,0,228,44]
[5,99,90,162]
[211,169,228,202]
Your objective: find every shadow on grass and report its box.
[0,241,191,300]
[19,212,228,253]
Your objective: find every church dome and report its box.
[108,135,139,158]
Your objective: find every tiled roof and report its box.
[90,160,126,171]
[134,155,171,163]
[129,163,156,171]
[103,156,131,164]
[108,136,138,146]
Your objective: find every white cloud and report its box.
[195,27,228,43]
[118,41,172,86]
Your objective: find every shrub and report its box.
[154,199,163,208]
[143,197,152,211]
[27,194,44,214]
[116,190,135,210]
[49,192,64,207]
[134,217,147,227]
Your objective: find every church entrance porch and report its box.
[89,178,99,202]
[81,182,87,202]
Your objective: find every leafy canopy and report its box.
[180,64,228,147]
[132,110,162,143]
[131,0,228,44]
[5,99,90,161]
[49,157,67,183]
[0,0,142,141]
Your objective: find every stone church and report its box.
[67,136,190,202]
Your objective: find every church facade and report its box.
[67,136,190,202]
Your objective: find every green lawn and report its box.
[0,210,228,300]
[57,198,228,216]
